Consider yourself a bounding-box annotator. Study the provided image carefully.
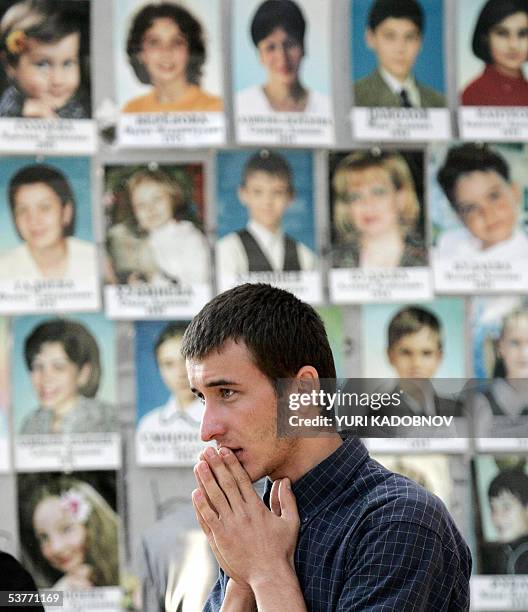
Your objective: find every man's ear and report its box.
[295,365,320,394]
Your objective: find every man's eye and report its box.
[220,389,235,400]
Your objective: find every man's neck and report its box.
[271,435,343,484]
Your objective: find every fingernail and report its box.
[205,447,215,458]
[285,478,291,490]
[219,447,230,456]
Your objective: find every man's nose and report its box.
[200,403,227,442]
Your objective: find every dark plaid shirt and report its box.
[203,437,471,611]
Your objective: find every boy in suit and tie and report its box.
[354,0,445,108]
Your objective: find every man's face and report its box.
[366,18,422,82]
[388,327,443,379]
[186,339,299,482]
[453,170,519,249]
[239,171,293,233]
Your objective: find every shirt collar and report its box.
[379,68,421,106]
[264,437,369,525]
[248,220,284,245]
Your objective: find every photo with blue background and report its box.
[135,321,189,423]
[233,0,331,96]
[13,314,116,433]
[351,0,445,93]
[0,157,93,253]
[362,298,465,378]
[216,149,316,251]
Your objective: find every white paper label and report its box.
[15,433,121,471]
[217,271,323,304]
[459,107,528,141]
[236,113,334,146]
[104,283,211,319]
[118,112,226,147]
[329,267,432,303]
[352,108,451,141]
[0,119,96,154]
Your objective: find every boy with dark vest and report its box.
[216,151,317,276]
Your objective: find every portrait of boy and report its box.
[353,0,445,108]
[435,144,528,261]
[216,149,317,277]
[135,321,205,466]
[475,456,528,575]
[382,305,462,417]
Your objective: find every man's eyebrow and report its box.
[191,379,239,393]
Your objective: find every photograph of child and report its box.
[216,149,317,278]
[352,0,445,108]
[474,455,528,574]
[105,164,210,287]
[117,0,222,113]
[458,0,528,106]
[234,0,330,114]
[135,321,205,466]
[432,144,528,264]
[0,159,97,284]
[363,303,464,420]
[13,314,117,436]
[330,150,427,269]
[18,471,119,590]
[469,297,528,439]
[0,0,90,118]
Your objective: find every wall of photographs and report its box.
[0,0,527,609]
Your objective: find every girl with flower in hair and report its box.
[19,474,119,590]
[0,0,89,118]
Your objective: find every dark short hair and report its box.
[250,0,306,48]
[472,0,528,64]
[25,319,101,397]
[181,284,336,385]
[388,306,442,351]
[241,150,294,193]
[489,468,528,505]
[368,0,424,33]
[437,144,511,211]
[155,322,186,359]
[0,0,87,67]
[126,2,206,85]
[9,164,76,236]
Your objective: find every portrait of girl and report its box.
[470,299,528,430]
[18,318,117,435]
[105,165,210,287]
[234,0,331,114]
[459,0,528,106]
[0,0,90,118]
[0,161,97,282]
[18,472,119,590]
[330,150,427,269]
[121,0,222,113]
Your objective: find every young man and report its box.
[354,0,445,108]
[436,144,528,261]
[216,151,317,276]
[182,283,471,610]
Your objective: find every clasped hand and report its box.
[192,446,300,590]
